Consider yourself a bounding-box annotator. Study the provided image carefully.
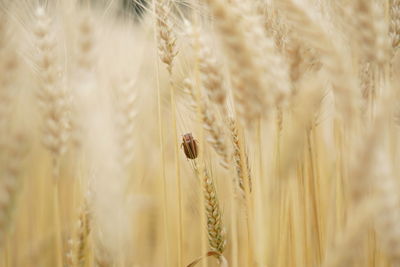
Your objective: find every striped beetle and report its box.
[181,133,198,159]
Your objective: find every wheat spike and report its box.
[113,78,137,168]
[33,7,70,168]
[228,118,252,195]
[186,23,228,116]
[184,78,230,169]
[277,0,359,120]
[0,133,27,248]
[390,0,400,50]
[350,0,390,67]
[76,15,96,72]
[193,163,226,254]
[237,0,291,107]
[67,201,91,267]
[70,13,97,151]
[322,200,378,267]
[204,0,290,124]
[0,14,18,134]
[202,0,267,124]
[155,0,177,74]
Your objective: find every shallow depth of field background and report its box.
[0,0,400,266]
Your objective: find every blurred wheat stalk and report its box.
[0,0,400,266]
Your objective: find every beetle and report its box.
[181,133,198,159]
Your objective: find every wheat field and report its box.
[0,0,400,266]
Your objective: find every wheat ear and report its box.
[359,62,375,113]
[204,0,290,124]
[350,0,390,67]
[155,0,177,74]
[66,201,91,267]
[263,4,290,53]
[184,79,230,169]
[237,0,291,107]
[202,0,266,124]
[390,0,400,51]
[0,16,18,135]
[70,13,97,151]
[193,162,226,255]
[186,23,228,116]
[0,133,27,248]
[113,78,137,168]
[277,0,359,120]
[33,7,70,176]
[228,118,252,196]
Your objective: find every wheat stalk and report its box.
[373,150,400,265]
[155,1,181,265]
[322,200,378,267]
[348,119,384,206]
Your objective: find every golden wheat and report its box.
[0,1,400,267]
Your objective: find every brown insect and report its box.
[181,133,198,159]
